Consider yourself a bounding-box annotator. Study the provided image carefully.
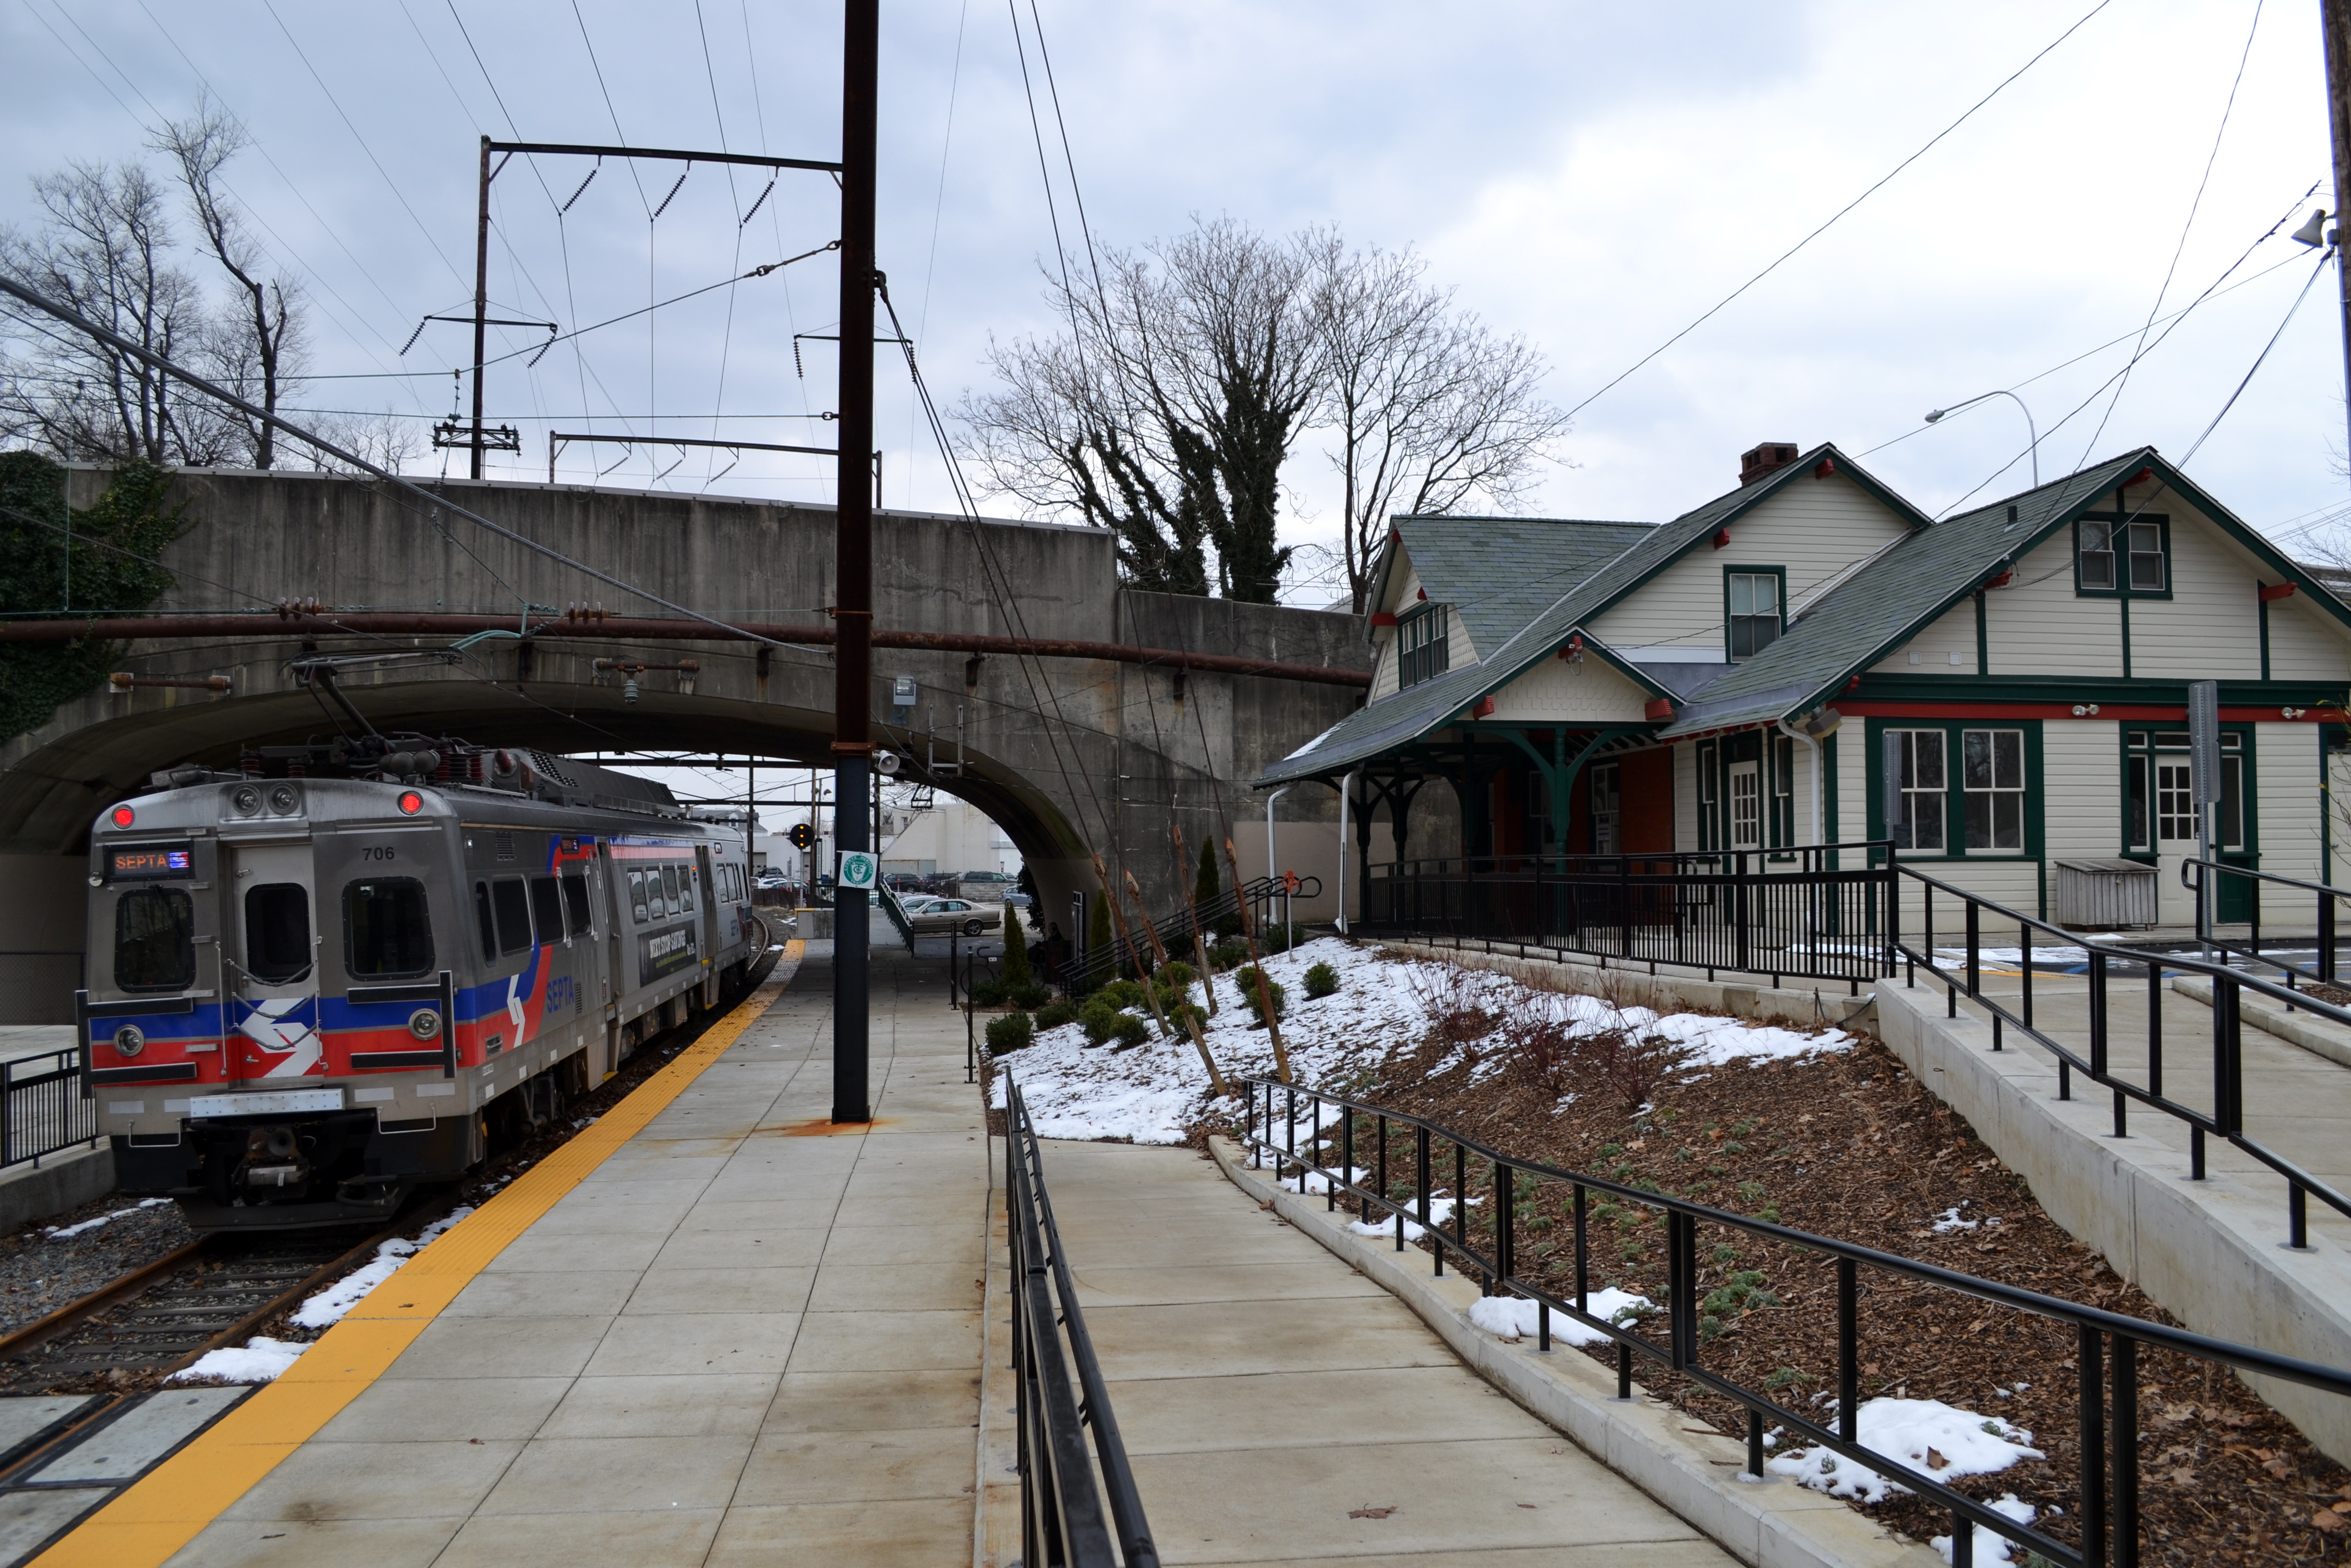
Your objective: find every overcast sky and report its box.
[6,0,2346,609]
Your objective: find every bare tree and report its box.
[1310,241,1568,613]
[960,216,1323,603]
[0,162,233,464]
[151,98,302,469]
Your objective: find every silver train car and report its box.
[79,746,768,1230]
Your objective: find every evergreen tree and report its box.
[1194,838,1221,908]
[1087,895,1114,970]
[1001,903,1032,985]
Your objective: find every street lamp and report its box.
[1925,389,2040,490]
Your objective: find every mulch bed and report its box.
[1194,970,2351,1565]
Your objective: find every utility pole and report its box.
[831,0,879,1125]
[2324,0,2351,464]
[471,135,492,481]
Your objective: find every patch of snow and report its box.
[45,1198,169,1239]
[169,1335,306,1383]
[1930,1206,1978,1234]
[1767,1399,2043,1504]
[1281,1166,1368,1196]
[1932,1492,2038,1565]
[289,1208,472,1330]
[1467,1287,1652,1347]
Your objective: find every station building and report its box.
[1260,442,2351,930]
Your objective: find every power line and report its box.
[2178,244,2334,465]
[1561,0,2115,424]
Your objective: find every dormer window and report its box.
[1398,604,1449,687]
[2076,515,2168,598]
[1724,568,1784,661]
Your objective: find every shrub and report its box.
[1001,904,1032,985]
[1087,897,1114,967]
[986,1012,1034,1054]
[1095,978,1148,1011]
[1257,922,1299,955]
[1009,981,1052,1010]
[1157,959,1196,990]
[1234,966,1287,1024]
[1033,998,1080,1031]
[970,978,1009,1007]
[1302,962,1339,1000]
[1162,1000,1206,1035]
[1207,941,1248,972]
[1109,1012,1150,1049]
[1081,999,1122,1046]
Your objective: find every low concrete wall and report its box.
[1381,940,1879,1032]
[2171,974,2351,1071]
[0,1144,113,1233]
[1872,979,2351,1467]
[1212,1137,1935,1568]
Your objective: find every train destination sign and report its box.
[107,843,195,881]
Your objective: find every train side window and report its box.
[346,878,434,978]
[491,877,533,955]
[244,884,313,984]
[115,888,195,991]
[627,869,649,923]
[681,866,697,914]
[529,876,565,944]
[562,872,593,937]
[661,865,680,915]
[474,882,498,962]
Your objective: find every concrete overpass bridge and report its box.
[0,467,1370,1013]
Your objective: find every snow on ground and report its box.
[1767,1396,2043,1504]
[1467,1286,1651,1347]
[992,937,1853,1144]
[170,1206,475,1383]
[1933,1493,2039,1565]
[44,1198,168,1240]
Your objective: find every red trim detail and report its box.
[1812,458,1836,479]
[2125,466,2154,488]
[1712,528,1731,549]
[1983,571,2011,590]
[1838,700,2327,722]
[1416,587,1427,601]
[2260,583,2297,602]
[1369,611,1397,627]
[1643,696,1676,721]
[1471,696,1497,719]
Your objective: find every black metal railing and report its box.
[1895,865,2351,1248]
[1004,1077,1157,1568]
[1241,1075,2351,1568]
[1063,873,1321,996]
[2,1049,96,1169]
[1360,844,1895,986]
[2180,857,2350,990]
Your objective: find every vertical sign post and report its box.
[830,0,879,1124]
[2188,679,2221,948]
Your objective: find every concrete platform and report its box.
[46,942,992,1568]
[983,1136,1731,1568]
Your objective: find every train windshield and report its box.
[244,884,313,983]
[114,888,195,991]
[346,878,434,978]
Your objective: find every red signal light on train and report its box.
[397,791,424,816]
[110,805,134,828]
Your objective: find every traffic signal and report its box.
[788,822,816,850]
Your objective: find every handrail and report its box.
[1241,1073,2351,1568]
[2179,856,2351,989]
[1893,862,2351,1246]
[1003,1076,1158,1568]
[1064,872,1318,995]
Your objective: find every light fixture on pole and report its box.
[2291,208,2336,248]
[1924,388,2040,490]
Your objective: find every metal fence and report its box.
[1003,1077,1157,1567]
[1242,1075,2351,1568]
[1062,873,1320,996]
[1360,845,1894,986]
[2180,857,2351,989]
[3,1049,96,1169]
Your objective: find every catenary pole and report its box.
[471,136,492,481]
[831,0,879,1124]
[2324,0,2351,467]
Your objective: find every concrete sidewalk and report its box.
[995,1137,1730,1568]
[160,945,990,1568]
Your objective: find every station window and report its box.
[2077,515,2169,597]
[1884,729,1947,851]
[244,883,313,984]
[1960,729,2026,851]
[345,878,433,979]
[1725,569,1784,661]
[561,871,593,937]
[114,887,194,992]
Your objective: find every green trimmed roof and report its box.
[1390,516,1652,653]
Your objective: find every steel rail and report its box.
[1244,1075,2351,1568]
[0,612,1374,689]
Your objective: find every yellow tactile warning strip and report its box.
[32,942,803,1568]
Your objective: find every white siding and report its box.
[2256,723,2325,925]
[1835,723,1868,846]
[2126,492,2260,680]
[1871,600,1980,675]
[1368,563,1481,703]
[1891,860,2043,933]
[1982,532,2123,677]
[2267,592,2350,682]
[1368,635,1399,700]
[2043,721,2120,860]
[1484,652,1652,723]
[1589,472,1913,653]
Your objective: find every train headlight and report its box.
[397,791,424,815]
[408,1009,442,1040]
[113,1025,144,1058]
[230,784,262,816]
[109,805,134,829]
[266,784,301,816]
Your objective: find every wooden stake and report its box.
[1224,835,1290,1081]
[1091,852,1179,1050]
[1173,822,1218,1017]
[1125,867,1227,1096]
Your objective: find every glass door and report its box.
[1727,761,1762,851]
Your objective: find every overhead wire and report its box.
[2178,244,2334,466]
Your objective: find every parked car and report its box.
[1001,892,1034,913]
[755,869,789,889]
[907,897,1000,936]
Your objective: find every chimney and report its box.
[1739,442,1800,486]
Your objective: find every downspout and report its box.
[1776,718,1824,847]
[1337,772,1355,934]
[1266,785,1292,893]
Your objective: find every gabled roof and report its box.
[1258,442,1918,786]
[1385,516,1653,652]
[1654,445,2351,739]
